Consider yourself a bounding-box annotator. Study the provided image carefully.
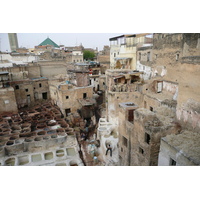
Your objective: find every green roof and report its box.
[39,37,59,48]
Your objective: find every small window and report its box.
[121,147,123,152]
[39,83,42,87]
[128,109,134,123]
[139,147,144,154]
[66,96,69,99]
[4,100,9,104]
[176,54,179,61]
[147,52,150,61]
[65,108,71,116]
[150,106,153,112]
[139,52,141,61]
[83,93,87,99]
[122,136,128,147]
[145,133,150,144]
[170,158,176,166]
[25,89,28,92]
[144,101,147,108]
[15,85,19,90]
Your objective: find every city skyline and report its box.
[0,33,125,52]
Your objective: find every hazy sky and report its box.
[0,33,124,52]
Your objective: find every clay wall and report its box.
[0,87,18,113]
[38,61,68,78]
[130,108,178,166]
[152,33,200,131]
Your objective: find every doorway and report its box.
[42,92,48,99]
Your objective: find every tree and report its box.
[83,50,95,61]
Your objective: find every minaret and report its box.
[8,33,19,52]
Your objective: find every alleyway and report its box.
[76,126,104,166]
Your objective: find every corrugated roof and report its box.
[39,37,59,48]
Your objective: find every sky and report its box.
[0,33,124,52]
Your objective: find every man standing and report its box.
[105,144,112,157]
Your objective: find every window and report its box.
[157,81,163,93]
[66,96,69,99]
[121,147,123,152]
[122,136,128,147]
[65,108,71,116]
[25,89,28,92]
[139,52,141,61]
[150,106,153,112]
[170,158,176,166]
[114,53,116,57]
[128,109,134,123]
[139,147,144,154]
[15,85,19,90]
[83,93,87,99]
[145,133,150,144]
[144,101,147,108]
[39,83,42,87]
[4,100,9,104]
[176,54,179,61]
[147,52,150,61]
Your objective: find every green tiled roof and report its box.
[39,37,59,48]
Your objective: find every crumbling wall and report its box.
[130,108,178,166]
[76,73,89,87]
[176,99,200,131]
[158,130,200,166]
[0,87,18,113]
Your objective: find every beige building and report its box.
[109,34,152,70]
[104,33,200,166]
[49,81,94,118]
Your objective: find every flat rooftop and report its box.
[162,130,200,165]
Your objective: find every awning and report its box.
[113,75,124,79]
[78,98,96,106]
[0,71,9,75]
[114,57,132,60]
